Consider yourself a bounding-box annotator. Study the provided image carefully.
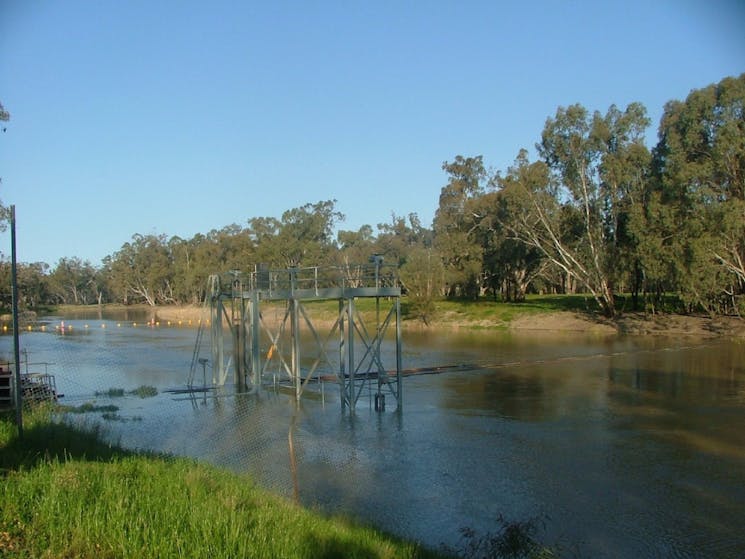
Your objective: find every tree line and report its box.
[1,74,743,319]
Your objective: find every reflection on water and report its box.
[2,312,745,558]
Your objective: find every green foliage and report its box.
[93,386,157,398]
[104,233,175,306]
[648,73,745,313]
[399,247,445,324]
[59,402,120,414]
[129,385,158,398]
[47,257,102,305]
[375,213,431,268]
[528,102,651,316]
[427,294,603,326]
[434,156,487,299]
[249,200,343,268]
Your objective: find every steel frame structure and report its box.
[197,262,402,412]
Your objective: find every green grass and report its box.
[420,294,602,329]
[58,402,120,414]
[129,385,158,398]
[268,294,606,330]
[0,408,448,559]
[94,385,158,399]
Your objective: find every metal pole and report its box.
[232,290,245,391]
[10,205,23,437]
[338,299,346,411]
[395,295,402,410]
[291,297,300,401]
[348,297,355,412]
[290,269,301,401]
[250,290,261,390]
[211,295,224,385]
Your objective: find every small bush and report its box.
[444,515,556,559]
[129,385,158,398]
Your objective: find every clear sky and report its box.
[0,1,743,267]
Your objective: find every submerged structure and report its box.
[1,359,61,410]
[190,259,402,412]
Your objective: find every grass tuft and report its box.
[129,385,158,398]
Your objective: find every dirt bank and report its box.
[511,311,745,338]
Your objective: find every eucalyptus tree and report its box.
[278,200,343,268]
[337,224,375,259]
[471,186,545,302]
[398,246,444,323]
[494,150,578,295]
[105,234,174,306]
[533,104,651,315]
[433,156,487,298]
[0,261,52,310]
[168,236,199,304]
[594,103,652,296]
[650,74,745,313]
[374,212,431,268]
[16,262,50,308]
[373,213,439,315]
[336,224,376,285]
[247,200,344,269]
[166,226,255,303]
[536,104,612,313]
[490,103,650,316]
[246,215,283,267]
[48,257,99,304]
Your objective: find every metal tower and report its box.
[195,260,402,412]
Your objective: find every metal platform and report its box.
[190,260,403,412]
[1,360,61,410]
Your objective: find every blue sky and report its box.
[1,1,743,267]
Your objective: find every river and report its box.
[2,309,744,558]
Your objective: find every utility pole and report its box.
[10,205,23,437]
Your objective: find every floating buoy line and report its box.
[0,319,209,333]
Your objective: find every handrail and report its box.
[212,264,399,297]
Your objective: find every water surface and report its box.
[2,312,744,557]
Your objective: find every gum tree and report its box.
[492,103,651,317]
[433,156,487,299]
[650,73,745,313]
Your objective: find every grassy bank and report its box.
[46,294,745,338]
[0,408,447,559]
[148,295,605,329]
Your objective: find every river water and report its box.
[2,310,744,558]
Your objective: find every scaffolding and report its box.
[192,259,402,412]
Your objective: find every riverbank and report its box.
[0,409,448,559]
[20,299,743,339]
[150,301,745,339]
